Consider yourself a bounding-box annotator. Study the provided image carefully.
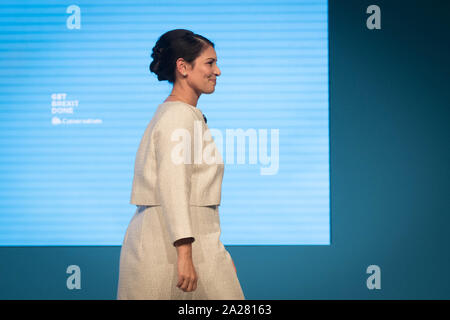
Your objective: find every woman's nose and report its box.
[215,65,221,76]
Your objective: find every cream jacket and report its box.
[129,101,224,245]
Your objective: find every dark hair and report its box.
[149,29,215,84]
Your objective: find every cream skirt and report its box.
[117,205,245,300]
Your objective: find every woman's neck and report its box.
[164,82,200,107]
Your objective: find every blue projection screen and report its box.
[0,0,329,245]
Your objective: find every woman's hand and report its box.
[175,240,198,292]
[176,255,198,292]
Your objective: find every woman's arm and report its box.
[155,106,198,291]
[154,107,196,246]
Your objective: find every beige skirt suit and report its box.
[117,101,245,300]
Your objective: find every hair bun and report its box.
[152,45,163,60]
[149,44,164,77]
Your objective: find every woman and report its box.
[117,29,245,300]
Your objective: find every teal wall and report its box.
[1,0,449,299]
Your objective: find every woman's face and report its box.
[185,46,221,94]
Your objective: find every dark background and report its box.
[0,0,449,299]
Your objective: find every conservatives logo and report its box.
[51,93,102,126]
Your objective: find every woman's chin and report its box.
[203,87,216,94]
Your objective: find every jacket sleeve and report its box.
[154,107,196,247]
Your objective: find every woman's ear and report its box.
[175,58,188,77]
